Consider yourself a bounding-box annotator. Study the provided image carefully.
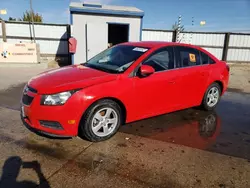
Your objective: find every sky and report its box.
[0,0,250,32]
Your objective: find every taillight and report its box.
[221,61,230,72]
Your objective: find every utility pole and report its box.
[30,0,36,43]
[189,16,194,44]
[176,15,182,42]
[0,9,7,42]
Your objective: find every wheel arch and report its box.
[214,80,224,95]
[78,97,127,133]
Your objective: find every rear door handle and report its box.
[201,72,206,76]
[168,80,176,84]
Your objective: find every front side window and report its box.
[83,45,149,73]
[176,46,201,67]
[143,47,175,72]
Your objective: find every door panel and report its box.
[132,46,182,119]
[133,69,182,119]
[87,23,108,60]
[175,46,210,108]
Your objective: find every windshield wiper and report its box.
[84,63,119,74]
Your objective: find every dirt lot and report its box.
[228,63,250,93]
[0,64,250,188]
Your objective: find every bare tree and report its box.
[172,21,185,32]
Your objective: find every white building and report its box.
[70,2,144,64]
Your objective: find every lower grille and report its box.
[22,94,34,105]
[39,121,64,130]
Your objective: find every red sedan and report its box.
[21,42,229,142]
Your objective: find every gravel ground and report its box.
[228,63,250,93]
[0,63,250,187]
[0,65,48,90]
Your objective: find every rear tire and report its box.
[201,83,221,111]
[79,99,122,142]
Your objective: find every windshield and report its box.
[83,45,149,73]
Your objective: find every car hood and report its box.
[28,65,118,94]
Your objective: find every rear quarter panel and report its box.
[205,61,229,96]
[197,46,229,96]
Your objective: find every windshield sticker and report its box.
[189,53,196,62]
[77,65,87,69]
[133,47,148,52]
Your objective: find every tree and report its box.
[9,17,17,21]
[8,17,22,21]
[172,21,185,32]
[22,10,43,22]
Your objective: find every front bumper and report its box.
[20,89,86,137]
[21,114,72,139]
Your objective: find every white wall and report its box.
[1,22,250,63]
[142,30,173,42]
[227,49,250,61]
[180,33,224,60]
[5,23,68,39]
[0,22,68,55]
[179,33,225,46]
[72,13,141,64]
[141,30,226,60]
[203,48,224,60]
[229,34,250,47]
[227,34,250,61]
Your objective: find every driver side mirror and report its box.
[139,65,155,77]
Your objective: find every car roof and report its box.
[122,41,202,50]
[121,41,219,61]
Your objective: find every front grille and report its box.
[22,94,34,105]
[28,86,38,93]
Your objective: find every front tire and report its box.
[201,83,221,111]
[79,99,122,142]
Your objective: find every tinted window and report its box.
[209,57,216,64]
[201,52,209,65]
[176,47,201,67]
[143,47,174,72]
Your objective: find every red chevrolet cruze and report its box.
[21,42,229,142]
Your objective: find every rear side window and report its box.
[201,51,216,65]
[209,57,216,64]
[176,46,201,67]
[201,52,209,65]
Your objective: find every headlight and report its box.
[41,90,79,105]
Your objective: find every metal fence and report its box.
[142,29,250,62]
[1,22,250,63]
[0,21,70,58]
